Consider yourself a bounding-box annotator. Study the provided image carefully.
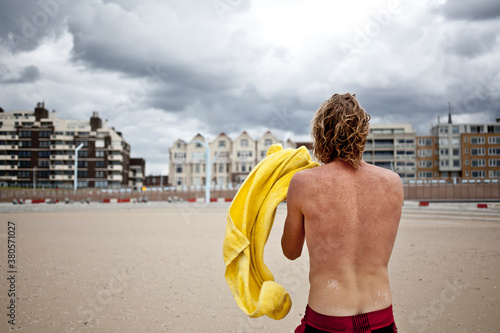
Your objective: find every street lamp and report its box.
[33,166,37,194]
[74,143,84,193]
[193,133,225,203]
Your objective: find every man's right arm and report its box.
[281,173,306,260]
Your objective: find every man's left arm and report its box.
[281,173,306,260]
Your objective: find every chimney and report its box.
[34,102,49,121]
[90,111,102,131]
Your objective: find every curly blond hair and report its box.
[311,93,371,168]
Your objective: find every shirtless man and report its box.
[282,93,403,332]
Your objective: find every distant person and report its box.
[282,93,403,332]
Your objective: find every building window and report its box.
[39,131,52,138]
[470,137,485,144]
[489,170,500,178]
[20,141,31,147]
[489,159,500,167]
[38,171,50,178]
[38,151,51,158]
[419,172,433,178]
[78,150,88,157]
[95,161,105,168]
[471,159,485,167]
[218,140,226,147]
[439,138,449,145]
[18,131,31,137]
[39,141,51,147]
[471,148,485,156]
[439,149,449,156]
[77,161,88,168]
[96,151,105,157]
[95,171,105,178]
[18,151,31,158]
[452,148,460,156]
[176,164,183,173]
[471,170,485,178]
[77,171,88,177]
[453,160,460,167]
[195,164,200,173]
[488,148,500,156]
[265,139,272,146]
[488,136,500,144]
[418,139,432,146]
[218,163,224,173]
[440,160,449,167]
[419,160,433,168]
[18,161,31,168]
[470,126,483,133]
[95,181,108,187]
[240,139,249,147]
[18,171,30,178]
[237,151,253,158]
[452,126,459,134]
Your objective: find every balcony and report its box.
[108,145,122,151]
[9,145,18,150]
[51,144,75,150]
[107,164,123,172]
[0,135,18,140]
[50,174,73,181]
[0,165,17,170]
[50,164,74,171]
[108,154,124,162]
[50,154,74,160]
[50,134,73,140]
[107,174,123,182]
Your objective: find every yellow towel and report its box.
[223,144,319,320]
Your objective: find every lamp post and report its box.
[33,166,37,195]
[74,143,84,193]
[198,133,211,203]
[193,133,225,203]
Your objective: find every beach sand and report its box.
[1,202,499,332]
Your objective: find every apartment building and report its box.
[169,131,283,188]
[416,136,439,179]
[461,123,500,179]
[0,102,145,188]
[363,124,417,180]
[129,158,146,189]
[418,117,500,180]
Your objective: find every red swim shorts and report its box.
[295,305,397,333]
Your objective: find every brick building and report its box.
[0,102,145,188]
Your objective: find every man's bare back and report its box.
[282,159,403,316]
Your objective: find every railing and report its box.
[404,178,500,200]
[1,179,498,203]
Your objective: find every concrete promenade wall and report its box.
[1,180,499,203]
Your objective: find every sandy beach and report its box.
[1,202,499,332]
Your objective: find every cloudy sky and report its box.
[0,0,499,174]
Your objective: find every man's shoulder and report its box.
[362,163,402,184]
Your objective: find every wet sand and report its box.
[1,202,499,332]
